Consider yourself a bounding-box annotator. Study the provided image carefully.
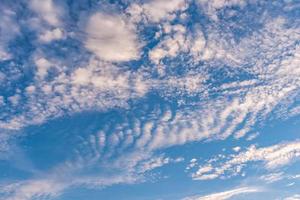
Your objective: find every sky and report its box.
[0,0,300,199]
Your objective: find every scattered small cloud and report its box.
[39,28,65,43]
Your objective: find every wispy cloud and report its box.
[192,141,300,180]
[182,187,260,200]
[284,194,300,200]
[0,7,19,60]
[259,172,285,184]
[0,179,67,200]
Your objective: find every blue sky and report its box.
[0,0,300,199]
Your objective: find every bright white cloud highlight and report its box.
[182,187,260,200]
[85,13,140,62]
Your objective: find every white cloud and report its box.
[84,12,140,62]
[0,16,299,170]
[186,158,198,170]
[246,132,259,141]
[232,146,241,152]
[33,56,53,78]
[1,5,300,200]
[137,155,184,173]
[285,194,300,200]
[3,8,298,145]
[0,48,11,60]
[127,0,188,23]
[71,67,91,85]
[1,179,66,200]
[29,0,62,26]
[260,172,285,183]
[0,96,4,106]
[28,0,67,46]
[39,28,65,43]
[0,56,151,130]
[198,0,246,21]
[149,24,190,64]
[143,0,188,22]
[190,30,206,60]
[0,8,19,60]
[192,141,300,180]
[8,94,21,106]
[182,187,260,200]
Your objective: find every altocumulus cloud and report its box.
[0,0,300,200]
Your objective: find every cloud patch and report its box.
[84,12,140,62]
[29,0,62,26]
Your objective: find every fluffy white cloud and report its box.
[182,187,260,200]
[143,0,188,22]
[33,56,53,78]
[29,0,62,26]
[127,0,188,23]
[84,13,140,62]
[39,28,65,43]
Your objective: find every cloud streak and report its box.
[192,141,300,180]
[182,187,260,200]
